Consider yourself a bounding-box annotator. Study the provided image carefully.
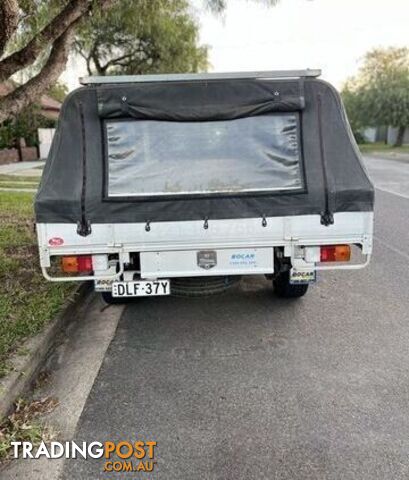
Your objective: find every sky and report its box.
[62,0,409,91]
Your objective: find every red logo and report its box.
[48,237,64,246]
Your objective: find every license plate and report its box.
[289,269,316,284]
[112,280,170,297]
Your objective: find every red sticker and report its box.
[49,237,64,246]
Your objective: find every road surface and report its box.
[4,156,409,480]
[58,156,409,479]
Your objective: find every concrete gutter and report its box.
[1,293,124,479]
[0,283,91,419]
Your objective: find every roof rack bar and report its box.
[79,69,321,85]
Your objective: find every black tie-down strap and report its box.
[77,102,92,237]
[317,94,334,227]
[77,219,92,237]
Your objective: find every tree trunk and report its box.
[0,0,116,83]
[0,0,19,58]
[0,0,116,123]
[0,25,76,124]
[394,126,406,147]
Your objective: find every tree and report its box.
[76,0,280,76]
[75,0,209,76]
[0,80,67,150]
[0,0,115,124]
[0,104,56,149]
[341,79,366,143]
[47,81,69,102]
[0,0,280,124]
[342,47,409,147]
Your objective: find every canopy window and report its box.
[105,113,304,198]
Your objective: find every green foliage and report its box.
[0,77,66,149]
[342,47,409,141]
[0,105,55,149]
[341,79,365,139]
[7,0,70,54]
[75,0,209,75]
[46,82,68,102]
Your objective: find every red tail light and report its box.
[320,245,351,262]
[61,255,93,273]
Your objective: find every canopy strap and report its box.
[77,102,92,237]
[317,94,334,227]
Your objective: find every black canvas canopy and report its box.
[35,71,374,233]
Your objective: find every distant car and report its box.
[35,70,374,303]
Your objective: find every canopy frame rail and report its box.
[80,69,322,85]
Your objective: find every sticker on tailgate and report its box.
[230,252,256,266]
[197,251,217,270]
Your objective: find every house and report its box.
[0,81,62,120]
[0,81,62,163]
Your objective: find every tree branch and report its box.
[0,0,19,58]
[0,0,116,83]
[90,42,104,75]
[86,53,93,76]
[0,23,76,124]
[99,52,135,73]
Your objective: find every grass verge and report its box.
[0,175,41,183]
[0,174,40,191]
[0,191,73,377]
[0,185,38,191]
[0,396,58,462]
[359,142,409,155]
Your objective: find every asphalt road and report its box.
[58,156,409,480]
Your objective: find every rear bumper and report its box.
[36,212,374,282]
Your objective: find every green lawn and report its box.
[0,184,38,191]
[0,174,40,191]
[359,142,409,155]
[0,175,41,183]
[0,191,72,377]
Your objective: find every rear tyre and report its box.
[101,292,128,305]
[171,276,241,297]
[273,270,309,298]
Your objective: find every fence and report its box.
[38,128,56,159]
[0,147,38,165]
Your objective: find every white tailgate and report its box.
[140,248,274,278]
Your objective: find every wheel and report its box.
[273,270,309,298]
[101,291,129,304]
[171,276,241,297]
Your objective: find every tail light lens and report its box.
[320,245,351,262]
[61,255,93,273]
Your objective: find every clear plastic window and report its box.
[106,114,303,198]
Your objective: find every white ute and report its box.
[35,70,374,303]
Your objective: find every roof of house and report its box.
[0,81,62,119]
